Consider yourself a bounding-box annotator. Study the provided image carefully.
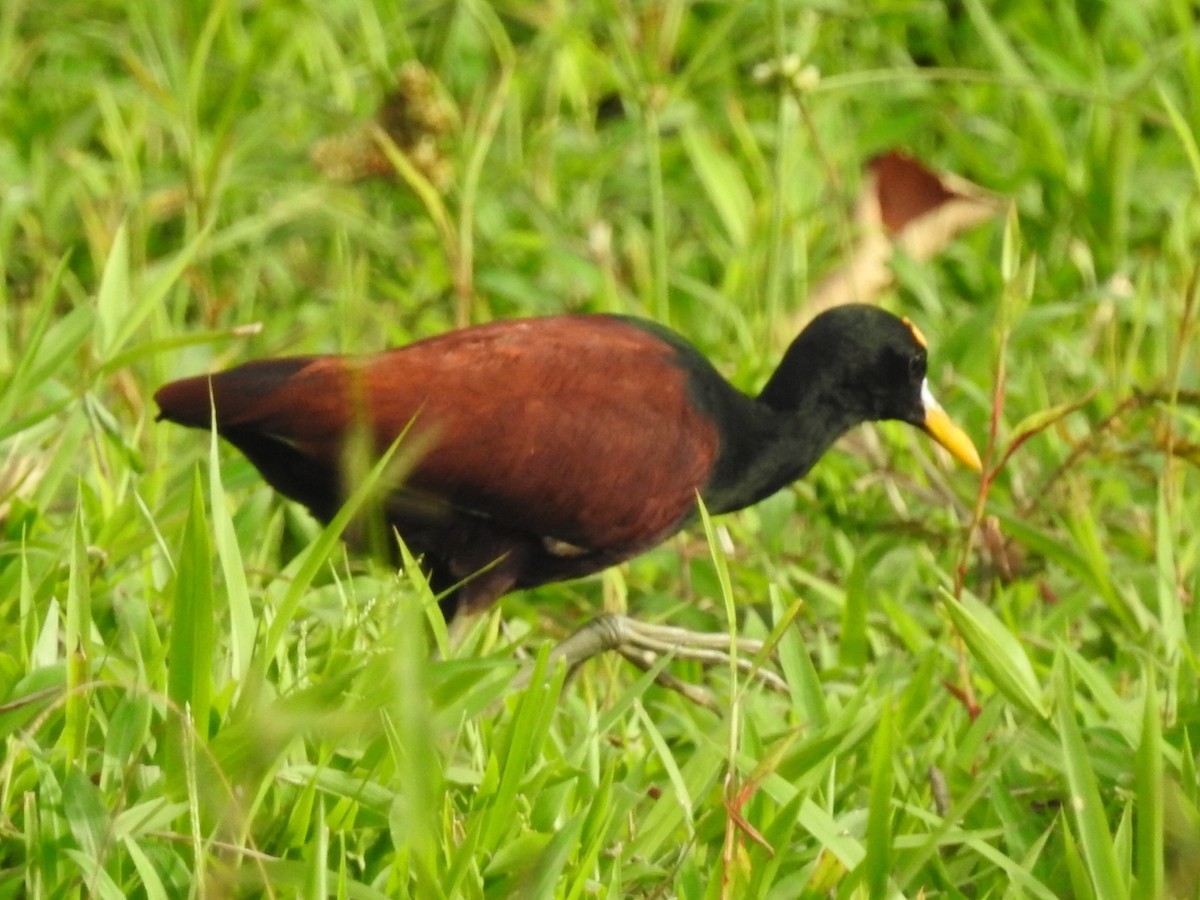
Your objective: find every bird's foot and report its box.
[516,613,787,710]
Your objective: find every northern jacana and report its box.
[155,305,980,682]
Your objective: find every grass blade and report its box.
[64,499,91,765]
[167,468,215,769]
[1056,652,1127,899]
[1135,664,1163,899]
[862,696,894,897]
[208,414,254,684]
[941,587,1047,718]
[94,220,130,361]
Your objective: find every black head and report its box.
[760,304,981,470]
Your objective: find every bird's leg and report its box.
[512,613,788,705]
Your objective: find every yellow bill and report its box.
[920,380,982,472]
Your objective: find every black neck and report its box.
[700,390,862,515]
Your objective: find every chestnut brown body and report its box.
[157,316,723,613]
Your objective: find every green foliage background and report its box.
[1,1,1198,896]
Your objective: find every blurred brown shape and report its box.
[801,151,1002,321]
[310,61,455,187]
[978,514,1024,583]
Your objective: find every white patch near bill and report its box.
[920,378,944,415]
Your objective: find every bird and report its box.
[155,304,980,653]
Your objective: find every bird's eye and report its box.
[908,352,925,381]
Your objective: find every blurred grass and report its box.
[2,0,1200,896]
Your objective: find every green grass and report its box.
[2,0,1200,896]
